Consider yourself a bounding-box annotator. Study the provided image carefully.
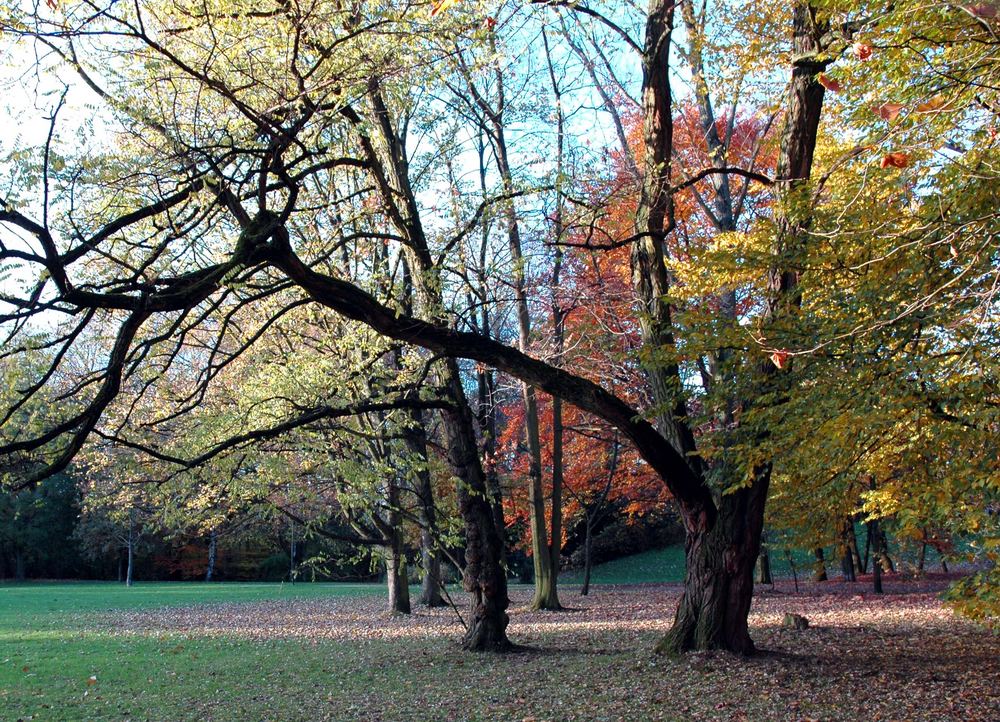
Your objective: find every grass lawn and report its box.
[1,570,998,721]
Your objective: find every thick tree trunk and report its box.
[205,528,217,582]
[656,476,769,656]
[813,547,828,582]
[386,544,411,615]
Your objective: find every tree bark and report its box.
[813,547,828,582]
[655,472,769,656]
[402,410,445,607]
[386,543,411,615]
[840,520,856,582]
[870,516,884,594]
[757,531,773,585]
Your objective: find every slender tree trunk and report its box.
[917,541,927,574]
[581,519,594,597]
[403,411,445,607]
[880,531,895,573]
[14,550,25,581]
[126,524,134,588]
[359,85,512,649]
[544,29,566,612]
[840,520,856,582]
[757,533,773,585]
[812,547,828,582]
[870,516,884,594]
[205,528,217,582]
[487,82,558,610]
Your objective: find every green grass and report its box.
[0,582,386,721]
[560,546,687,585]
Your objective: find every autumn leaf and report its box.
[915,96,947,113]
[817,74,842,92]
[875,103,905,121]
[770,351,790,369]
[430,0,460,17]
[484,16,497,31]
[45,0,57,9]
[86,675,98,686]
[852,42,873,60]
[880,152,909,169]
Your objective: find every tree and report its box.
[2,0,997,655]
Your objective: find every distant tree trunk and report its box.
[385,543,411,615]
[581,518,595,597]
[125,524,135,587]
[402,411,445,608]
[880,531,896,573]
[840,521,856,582]
[205,528,217,582]
[869,516,883,594]
[117,551,123,583]
[917,537,927,574]
[845,518,863,575]
[862,526,871,574]
[757,531,773,585]
[812,547,828,581]
[14,550,25,580]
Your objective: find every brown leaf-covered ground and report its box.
[87,575,999,722]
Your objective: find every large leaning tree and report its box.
[2,0,997,653]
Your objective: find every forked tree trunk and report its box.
[358,84,511,649]
[841,519,857,581]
